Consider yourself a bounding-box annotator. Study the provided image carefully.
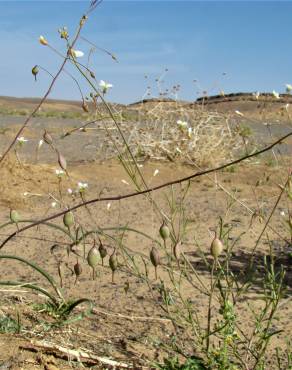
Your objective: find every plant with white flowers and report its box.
[55,169,65,178]
[99,80,113,94]
[77,182,88,193]
[176,120,188,130]
[272,90,280,99]
[17,137,28,146]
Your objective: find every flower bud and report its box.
[31,65,39,81]
[10,209,20,224]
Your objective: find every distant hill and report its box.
[0,92,291,122]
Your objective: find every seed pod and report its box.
[39,35,48,46]
[63,211,74,229]
[43,130,53,145]
[87,244,100,280]
[58,152,67,171]
[98,243,107,266]
[82,101,89,113]
[150,246,160,280]
[10,209,20,224]
[159,222,170,241]
[76,225,84,242]
[211,237,223,260]
[173,241,182,262]
[109,250,118,284]
[31,65,39,81]
[74,260,82,284]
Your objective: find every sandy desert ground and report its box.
[0,95,291,369]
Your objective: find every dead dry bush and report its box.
[110,101,242,167]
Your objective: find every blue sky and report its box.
[0,1,291,104]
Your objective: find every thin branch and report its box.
[0,17,85,166]
[0,131,291,250]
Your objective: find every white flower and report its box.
[71,49,84,58]
[177,120,188,129]
[286,84,292,93]
[99,80,113,93]
[51,201,57,208]
[187,127,192,138]
[272,90,280,99]
[107,202,111,211]
[235,110,244,117]
[153,169,159,177]
[38,139,44,149]
[39,35,48,46]
[55,169,65,177]
[252,91,260,100]
[176,147,182,154]
[280,210,285,217]
[17,136,28,144]
[67,188,73,194]
[77,182,88,192]
[121,179,129,185]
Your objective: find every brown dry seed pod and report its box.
[58,152,67,171]
[74,261,82,277]
[109,251,118,283]
[43,130,53,145]
[109,252,117,272]
[150,246,160,267]
[173,241,182,261]
[99,243,107,266]
[82,102,89,113]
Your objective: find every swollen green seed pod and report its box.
[87,244,100,280]
[10,209,20,224]
[150,246,160,280]
[159,222,170,241]
[98,243,107,266]
[31,65,39,81]
[63,211,74,229]
[109,250,118,284]
[211,237,223,259]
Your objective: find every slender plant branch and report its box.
[0,13,88,165]
[0,131,291,250]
